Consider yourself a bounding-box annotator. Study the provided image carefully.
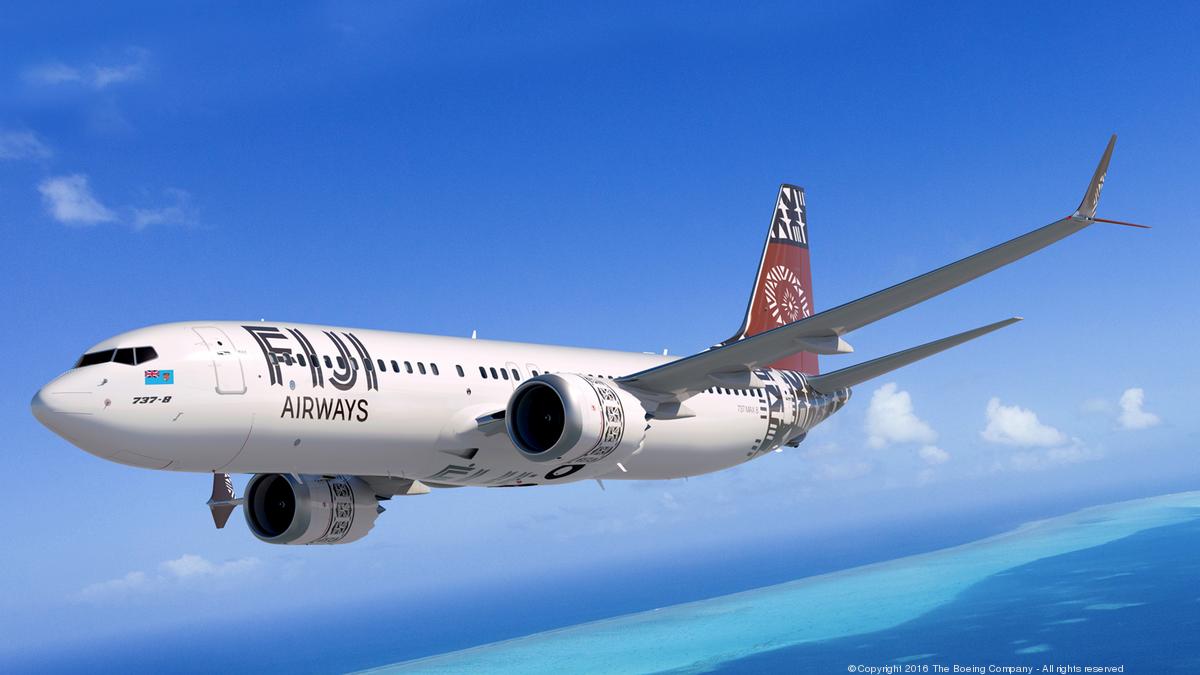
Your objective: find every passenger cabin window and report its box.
[510,368,519,380]
[418,362,426,375]
[324,355,333,369]
[456,365,465,377]
[405,361,413,374]
[377,359,386,372]
[500,369,509,380]
[431,363,439,376]
[532,370,540,377]
[479,366,487,378]
[490,367,499,379]
[336,356,346,369]
[391,360,400,373]
[297,353,307,367]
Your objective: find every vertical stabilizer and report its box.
[724,184,818,374]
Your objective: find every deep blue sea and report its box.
[714,515,1200,673]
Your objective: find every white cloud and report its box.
[1117,388,1160,430]
[162,553,260,579]
[132,188,196,229]
[38,174,116,225]
[918,445,950,465]
[865,383,937,448]
[39,178,196,229]
[0,129,52,160]
[78,554,260,601]
[981,397,1067,447]
[23,49,148,90]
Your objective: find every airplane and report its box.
[31,136,1141,546]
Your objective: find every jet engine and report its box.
[243,473,381,545]
[505,374,646,471]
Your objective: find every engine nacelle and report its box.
[243,473,380,545]
[505,374,646,474]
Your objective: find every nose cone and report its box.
[30,375,103,449]
[30,388,51,426]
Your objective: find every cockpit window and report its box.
[74,345,159,369]
[75,350,115,368]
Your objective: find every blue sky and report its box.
[2,1,1198,668]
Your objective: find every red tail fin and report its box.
[723,184,818,375]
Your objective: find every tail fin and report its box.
[723,184,818,374]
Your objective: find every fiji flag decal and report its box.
[145,369,175,385]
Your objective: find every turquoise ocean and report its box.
[366,492,1200,674]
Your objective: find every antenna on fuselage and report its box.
[471,329,477,340]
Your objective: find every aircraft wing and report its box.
[618,136,1117,400]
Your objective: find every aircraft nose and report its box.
[30,376,100,443]
[30,387,51,426]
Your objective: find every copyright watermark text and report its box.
[846,665,1125,674]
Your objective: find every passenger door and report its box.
[192,326,247,395]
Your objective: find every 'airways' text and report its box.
[280,396,368,422]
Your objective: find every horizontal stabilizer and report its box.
[807,318,1021,393]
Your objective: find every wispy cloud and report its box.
[981,397,1067,447]
[918,445,950,465]
[132,188,197,229]
[38,174,116,225]
[38,176,198,229]
[1117,388,1160,430]
[79,554,260,601]
[79,571,149,599]
[0,129,52,160]
[865,383,937,448]
[1006,442,1097,472]
[23,48,149,90]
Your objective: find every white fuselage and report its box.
[32,321,848,486]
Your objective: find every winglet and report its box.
[1074,134,1116,219]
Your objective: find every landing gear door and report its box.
[192,326,247,395]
